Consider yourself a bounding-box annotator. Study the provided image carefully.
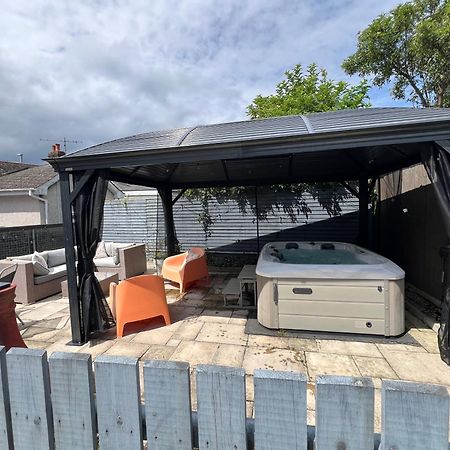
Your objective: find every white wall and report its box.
[47,183,62,224]
[0,195,42,226]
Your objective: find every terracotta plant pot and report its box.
[0,284,27,351]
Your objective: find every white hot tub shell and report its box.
[256,242,405,336]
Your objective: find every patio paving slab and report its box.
[21,327,65,343]
[353,356,398,379]
[105,341,149,359]
[212,344,246,367]
[242,346,307,374]
[45,338,87,355]
[382,350,450,385]
[196,322,248,346]
[81,339,115,358]
[130,322,180,345]
[197,309,232,323]
[407,329,440,353]
[376,342,427,356]
[306,352,361,379]
[170,341,219,366]
[317,340,383,358]
[171,321,204,341]
[141,344,177,361]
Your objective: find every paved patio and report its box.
[15,268,450,431]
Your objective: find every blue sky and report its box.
[0,0,404,163]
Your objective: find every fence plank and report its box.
[48,352,96,450]
[144,360,192,449]
[315,375,374,450]
[254,369,307,450]
[0,347,13,450]
[95,355,143,450]
[7,348,54,450]
[196,364,247,450]
[381,379,449,450]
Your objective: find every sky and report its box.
[0,0,405,164]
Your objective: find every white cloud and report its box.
[0,0,402,163]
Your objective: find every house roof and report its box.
[0,164,57,190]
[0,161,36,176]
[48,107,450,187]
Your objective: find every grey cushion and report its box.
[46,248,66,268]
[104,242,114,257]
[31,252,50,276]
[111,243,131,265]
[34,265,67,285]
[94,256,118,268]
[8,254,33,261]
[95,241,108,259]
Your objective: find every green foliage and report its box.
[247,63,371,118]
[343,0,450,107]
[184,63,368,237]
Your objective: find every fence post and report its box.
[144,360,193,449]
[381,379,449,450]
[254,369,307,450]
[95,355,143,450]
[315,375,374,450]
[7,348,54,450]
[48,352,97,450]
[196,364,247,450]
[0,346,13,450]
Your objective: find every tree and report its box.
[184,63,371,237]
[342,0,450,107]
[248,63,370,118]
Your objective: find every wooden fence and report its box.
[0,346,449,450]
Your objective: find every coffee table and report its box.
[61,272,119,297]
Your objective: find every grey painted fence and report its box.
[1,347,449,450]
[102,190,359,257]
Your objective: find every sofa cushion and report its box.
[31,252,50,276]
[111,243,132,264]
[34,264,67,285]
[8,254,33,261]
[46,248,66,268]
[104,242,114,257]
[94,256,118,268]
[95,241,108,259]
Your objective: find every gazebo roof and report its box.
[48,107,450,187]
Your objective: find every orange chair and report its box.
[110,274,171,338]
[161,247,209,293]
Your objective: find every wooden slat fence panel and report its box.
[381,379,449,450]
[95,355,143,450]
[48,352,97,450]
[0,347,13,450]
[196,364,247,450]
[144,360,193,450]
[315,375,374,450]
[7,348,54,450]
[0,349,449,449]
[254,369,307,450]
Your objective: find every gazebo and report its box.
[47,107,450,361]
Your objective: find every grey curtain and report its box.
[422,140,450,364]
[74,170,115,338]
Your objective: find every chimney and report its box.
[47,143,66,158]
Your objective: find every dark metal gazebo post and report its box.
[59,171,84,344]
[158,186,177,256]
[358,175,369,248]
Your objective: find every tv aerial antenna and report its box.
[40,137,82,153]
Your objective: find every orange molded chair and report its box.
[110,274,171,338]
[161,247,208,293]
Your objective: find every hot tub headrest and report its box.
[321,243,335,250]
[285,242,299,250]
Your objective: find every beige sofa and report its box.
[0,242,146,305]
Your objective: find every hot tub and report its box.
[256,242,405,336]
